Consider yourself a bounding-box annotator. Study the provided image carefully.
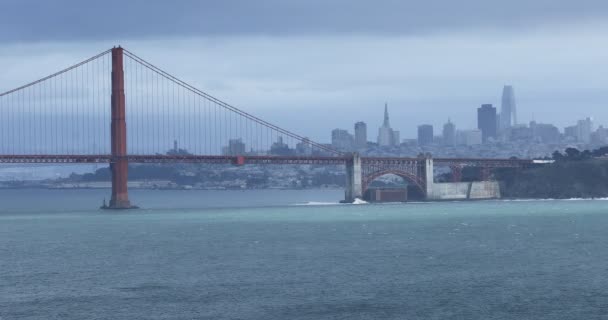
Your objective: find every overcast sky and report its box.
[1,0,608,141]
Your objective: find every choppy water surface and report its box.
[1,189,607,319]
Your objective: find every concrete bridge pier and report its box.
[424,156,434,200]
[344,153,363,203]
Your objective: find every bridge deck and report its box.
[0,154,535,167]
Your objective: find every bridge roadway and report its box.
[0,154,534,168]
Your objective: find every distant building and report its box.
[477,104,497,143]
[270,136,293,155]
[401,139,417,147]
[433,136,444,145]
[354,122,367,149]
[564,125,578,141]
[392,130,401,146]
[592,126,608,144]
[296,137,313,155]
[457,130,482,146]
[377,103,400,147]
[576,117,593,143]
[509,124,533,142]
[442,119,456,146]
[223,138,246,155]
[417,124,434,146]
[167,139,190,155]
[530,122,560,143]
[500,85,517,131]
[496,114,501,133]
[331,128,354,151]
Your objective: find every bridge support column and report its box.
[106,47,135,209]
[424,156,434,200]
[344,153,362,203]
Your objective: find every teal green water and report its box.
[1,190,607,319]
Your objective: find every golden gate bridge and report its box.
[0,46,533,208]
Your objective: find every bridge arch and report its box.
[362,169,426,196]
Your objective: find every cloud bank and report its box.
[1,1,607,140]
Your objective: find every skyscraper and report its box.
[377,103,399,147]
[331,128,354,151]
[500,85,517,130]
[442,119,456,146]
[354,122,367,149]
[576,117,594,143]
[296,138,313,155]
[417,124,434,146]
[564,125,578,140]
[457,129,482,146]
[530,122,560,143]
[223,138,246,155]
[477,104,497,143]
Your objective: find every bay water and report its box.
[1,189,607,319]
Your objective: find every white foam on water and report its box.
[293,201,342,206]
[352,198,369,204]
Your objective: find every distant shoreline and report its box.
[0,184,344,191]
[2,186,608,202]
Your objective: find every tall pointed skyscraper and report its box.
[377,103,399,147]
[500,85,517,130]
[383,103,390,127]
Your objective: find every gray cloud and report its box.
[4,25,607,141]
[2,0,608,42]
[1,1,608,142]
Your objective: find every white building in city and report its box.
[576,117,594,143]
[331,128,354,151]
[457,129,483,146]
[377,103,400,147]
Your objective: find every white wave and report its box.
[294,201,342,206]
[352,198,369,205]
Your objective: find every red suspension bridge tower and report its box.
[108,47,134,209]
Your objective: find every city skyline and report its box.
[327,84,602,147]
